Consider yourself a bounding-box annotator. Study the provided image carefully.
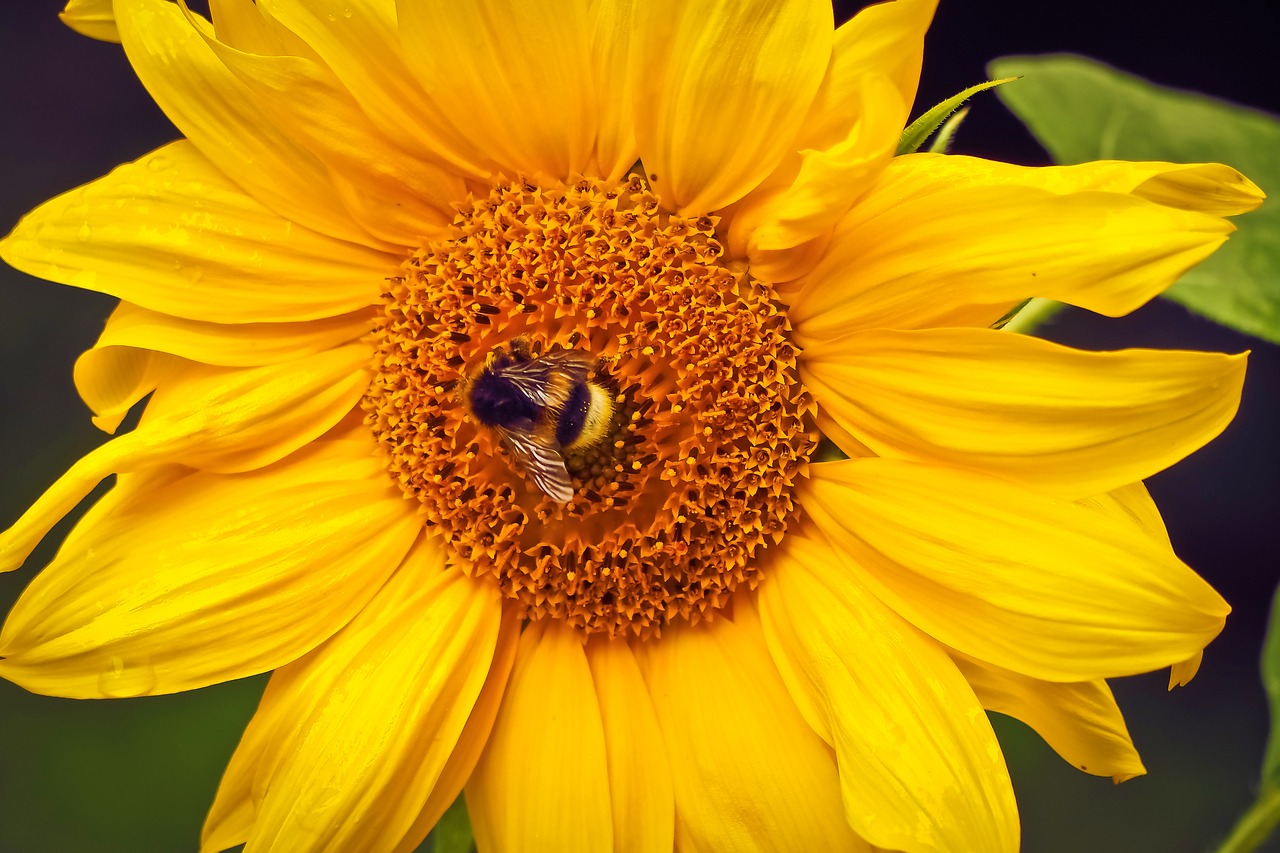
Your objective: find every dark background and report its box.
[2,2,1277,850]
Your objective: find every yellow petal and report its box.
[634,614,866,852]
[772,73,904,242]
[392,605,522,853]
[803,327,1247,497]
[802,459,1230,682]
[759,536,1017,853]
[138,353,369,474]
[1077,482,1206,688]
[1131,163,1265,215]
[60,0,120,41]
[114,0,376,245]
[953,654,1145,783]
[732,73,904,261]
[72,345,181,434]
[896,153,1264,217]
[588,0,640,181]
[813,0,937,137]
[740,229,834,288]
[0,346,370,573]
[81,302,374,370]
[190,17,465,245]
[236,559,503,851]
[0,141,395,323]
[1169,651,1204,689]
[815,411,878,461]
[202,667,303,853]
[201,534,433,852]
[208,0,281,54]
[257,0,496,181]
[585,637,675,853]
[632,0,832,214]
[397,0,596,184]
[785,159,1237,337]
[727,0,934,274]
[208,0,323,60]
[1078,481,1172,547]
[0,438,421,697]
[203,599,524,853]
[467,621,613,852]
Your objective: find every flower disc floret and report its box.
[364,176,818,637]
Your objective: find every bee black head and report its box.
[469,370,539,431]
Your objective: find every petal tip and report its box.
[59,0,121,43]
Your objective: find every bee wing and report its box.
[498,349,596,407]
[500,429,576,503]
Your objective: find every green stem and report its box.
[1215,787,1280,853]
[1001,297,1064,334]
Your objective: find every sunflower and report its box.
[0,0,1264,849]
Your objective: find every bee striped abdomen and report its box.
[562,383,615,450]
[555,381,593,447]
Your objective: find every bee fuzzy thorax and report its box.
[465,367,539,432]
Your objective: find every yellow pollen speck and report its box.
[362,175,817,639]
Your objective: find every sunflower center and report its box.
[363,176,816,638]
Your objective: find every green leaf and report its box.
[897,77,1019,156]
[1216,789,1280,853]
[1210,584,1280,853]
[926,106,969,154]
[989,54,1280,343]
[424,793,475,853]
[1261,584,1280,793]
[998,297,1061,335]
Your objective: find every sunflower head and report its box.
[0,0,1266,851]
[364,175,818,638]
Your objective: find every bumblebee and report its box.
[461,338,615,502]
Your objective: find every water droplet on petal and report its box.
[299,784,344,831]
[76,223,92,242]
[97,655,159,698]
[146,155,170,173]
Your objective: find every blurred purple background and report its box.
[1,1,1277,850]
